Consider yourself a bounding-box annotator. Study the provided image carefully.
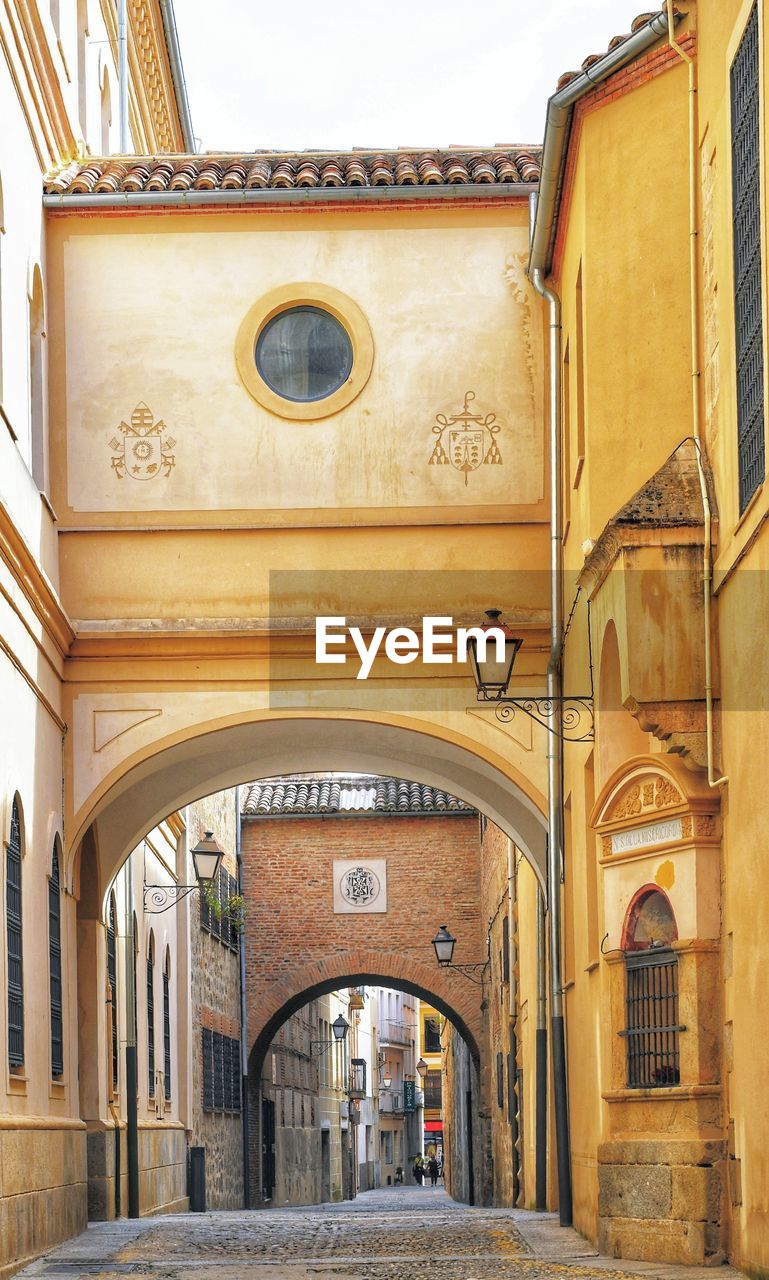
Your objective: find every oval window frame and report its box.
[235,283,374,421]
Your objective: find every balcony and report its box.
[378,1020,413,1047]
[379,1089,404,1115]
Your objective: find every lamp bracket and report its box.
[438,961,488,987]
[477,692,594,742]
[143,883,199,914]
[310,1039,342,1057]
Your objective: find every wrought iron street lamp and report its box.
[311,1014,349,1056]
[431,925,488,987]
[416,1057,428,1080]
[469,609,594,742]
[379,1069,393,1091]
[143,831,226,914]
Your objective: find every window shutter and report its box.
[7,801,24,1069]
[202,1028,213,1111]
[49,847,63,1077]
[163,966,171,1101]
[107,896,119,1090]
[231,1038,242,1113]
[731,3,765,511]
[147,946,155,1097]
[213,1031,224,1110]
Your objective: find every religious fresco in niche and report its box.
[429,391,503,485]
[109,403,177,481]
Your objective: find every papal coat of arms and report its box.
[109,403,176,480]
[429,390,503,485]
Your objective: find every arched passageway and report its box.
[248,973,484,1211]
[70,712,548,909]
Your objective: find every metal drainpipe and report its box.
[535,886,548,1211]
[118,0,129,153]
[124,860,140,1217]
[235,786,250,1207]
[530,189,573,1228]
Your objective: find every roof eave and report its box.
[528,8,675,278]
[43,181,535,211]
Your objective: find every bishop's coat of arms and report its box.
[109,403,176,480]
[429,390,503,485]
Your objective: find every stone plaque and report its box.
[611,818,683,856]
[333,859,387,914]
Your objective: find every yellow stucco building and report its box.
[4,0,769,1275]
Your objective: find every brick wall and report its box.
[240,811,484,1062]
[241,809,488,1204]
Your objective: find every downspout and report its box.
[124,860,140,1217]
[530,224,573,1227]
[117,0,129,153]
[535,887,548,1211]
[236,786,251,1206]
[664,0,728,789]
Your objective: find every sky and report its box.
[173,1,642,154]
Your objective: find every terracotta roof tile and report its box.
[240,774,474,818]
[44,146,540,197]
[556,7,680,91]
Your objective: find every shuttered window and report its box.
[201,1029,241,1114]
[7,799,23,1068]
[107,894,119,1091]
[163,953,171,1101]
[147,935,155,1097]
[49,845,63,1077]
[731,3,765,511]
[202,1028,214,1111]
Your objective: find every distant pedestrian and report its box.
[427,1155,439,1187]
[413,1154,424,1185]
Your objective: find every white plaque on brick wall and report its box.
[333,859,387,914]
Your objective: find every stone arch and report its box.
[70,710,549,911]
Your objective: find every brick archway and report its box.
[248,952,483,1073]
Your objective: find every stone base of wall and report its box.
[597,1139,725,1266]
[0,1124,88,1280]
[86,1122,188,1222]
[139,1125,188,1216]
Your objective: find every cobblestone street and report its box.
[17,1188,741,1280]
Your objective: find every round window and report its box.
[255,305,354,403]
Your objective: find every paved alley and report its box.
[16,1187,742,1280]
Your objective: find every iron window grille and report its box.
[7,800,23,1069]
[620,948,685,1088]
[49,846,63,1077]
[163,960,171,1101]
[107,895,119,1090]
[731,3,765,512]
[202,1028,214,1110]
[146,940,155,1097]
